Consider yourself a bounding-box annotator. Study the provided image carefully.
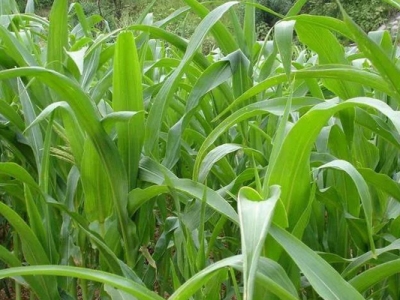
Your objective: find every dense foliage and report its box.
[19,0,397,32]
[2,0,400,299]
[303,0,396,32]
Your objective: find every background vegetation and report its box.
[16,0,397,34]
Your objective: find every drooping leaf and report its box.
[270,225,364,300]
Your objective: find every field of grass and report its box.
[2,0,400,299]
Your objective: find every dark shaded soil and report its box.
[0,282,30,300]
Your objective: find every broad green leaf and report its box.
[18,79,43,175]
[0,67,135,266]
[199,144,266,183]
[24,184,57,262]
[216,65,393,119]
[355,108,400,149]
[267,97,400,231]
[270,225,364,300]
[294,21,362,99]
[70,3,91,38]
[25,101,85,167]
[101,111,144,132]
[317,160,375,254]
[169,255,298,300]
[243,0,255,56]
[139,157,239,224]
[65,47,87,76]
[0,98,25,131]
[358,168,400,201]
[0,266,163,300]
[113,31,144,189]
[288,15,352,38]
[47,0,68,73]
[163,57,234,169]
[275,20,296,77]
[262,86,293,199]
[327,125,359,218]
[286,0,308,16]
[342,239,400,278]
[238,185,280,300]
[81,140,113,226]
[128,185,169,215]
[46,197,141,283]
[0,202,58,299]
[0,25,37,67]
[182,0,238,54]
[340,4,400,100]
[145,1,239,156]
[194,96,322,180]
[0,162,39,188]
[81,43,101,90]
[349,259,400,293]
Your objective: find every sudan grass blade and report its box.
[24,184,58,263]
[47,0,68,72]
[0,202,58,299]
[199,144,266,183]
[262,87,292,199]
[340,4,400,100]
[317,160,375,254]
[238,186,280,300]
[294,21,362,99]
[275,20,296,77]
[243,0,255,56]
[18,79,43,175]
[163,57,234,169]
[194,97,322,180]
[81,140,113,227]
[0,67,135,266]
[0,98,24,131]
[270,225,364,300]
[267,97,400,231]
[113,31,144,189]
[26,101,85,166]
[138,157,239,224]
[46,198,142,283]
[169,255,298,300]
[182,0,238,53]
[0,25,37,67]
[0,246,45,299]
[0,162,39,188]
[0,266,163,300]
[355,108,400,150]
[216,65,393,119]
[342,239,400,278]
[286,0,308,16]
[144,1,238,156]
[349,259,400,293]
[358,168,400,201]
[70,3,91,38]
[287,15,352,42]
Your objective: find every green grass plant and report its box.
[1,0,400,299]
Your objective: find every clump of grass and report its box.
[1,0,400,299]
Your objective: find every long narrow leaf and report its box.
[270,225,364,300]
[238,186,280,300]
